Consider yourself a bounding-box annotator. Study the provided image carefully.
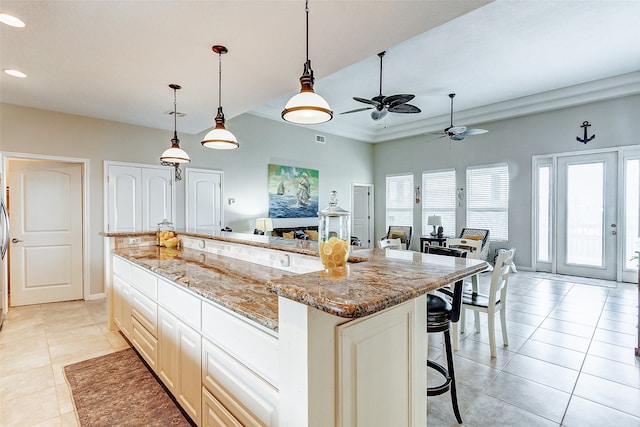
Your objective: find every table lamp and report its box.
[427,215,442,237]
[255,218,273,236]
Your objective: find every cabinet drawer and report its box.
[131,288,158,338]
[202,386,243,427]
[112,256,130,281]
[202,301,278,388]
[158,278,201,330]
[130,264,157,299]
[202,339,277,427]
[132,317,158,372]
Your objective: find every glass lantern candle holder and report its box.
[156,219,175,246]
[318,190,351,269]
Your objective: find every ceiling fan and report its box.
[437,93,488,141]
[340,51,421,121]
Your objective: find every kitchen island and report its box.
[103,231,487,427]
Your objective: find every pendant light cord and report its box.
[173,87,178,137]
[218,52,222,109]
[305,0,309,62]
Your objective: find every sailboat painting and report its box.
[268,164,319,218]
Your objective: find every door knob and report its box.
[11,238,23,243]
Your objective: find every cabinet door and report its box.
[202,386,243,427]
[158,307,202,425]
[112,275,132,339]
[107,165,141,232]
[185,169,223,234]
[142,167,173,230]
[106,163,174,232]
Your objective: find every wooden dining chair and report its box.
[460,248,516,358]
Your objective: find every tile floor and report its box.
[0,271,638,426]
[0,299,129,426]
[428,271,640,426]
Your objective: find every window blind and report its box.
[466,164,509,241]
[422,169,456,236]
[386,174,414,228]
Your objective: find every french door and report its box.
[557,152,617,280]
[535,147,640,282]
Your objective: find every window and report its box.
[422,169,456,236]
[537,164,551,262]
[624,158,639,270]
[386,174,414,229]
[466,164,509,241]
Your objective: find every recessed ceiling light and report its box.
[0,13,25,28]
[3,69,27,78]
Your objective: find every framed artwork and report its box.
[268,164,319,218]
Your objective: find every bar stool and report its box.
[425,245,466,425]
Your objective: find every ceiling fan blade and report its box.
[353,97,380,106]
[388,103,421,114]
[340,106,374,115]
[383,94,415,106]
[371,108,389,121]
[463,128,488,136]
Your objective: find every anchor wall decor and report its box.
[576,121,595,144]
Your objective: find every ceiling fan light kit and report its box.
[439,93,488,141]
[160,83,190,181]
[281,0,333,125]
[341,50,421,121]
[201,45,240,150]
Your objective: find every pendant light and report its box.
[201,45,239,150]
[281,0,333,125]
[160,84,190,180]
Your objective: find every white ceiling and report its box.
[1,0,640,144]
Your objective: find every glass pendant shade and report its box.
[201,107,239,149]
[161,136,190,163]
[282,73,333,124]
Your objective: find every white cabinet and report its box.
[106,163,174,232]
[112,274,132,339]
[158,307,202,425]
[202,338,276,427]
[202,386,243,427]
[337,298,425,427]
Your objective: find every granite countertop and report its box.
[108,231,488,331]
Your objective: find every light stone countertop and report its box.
[108,231,488,331]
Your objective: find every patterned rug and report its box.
[64,348,194,426]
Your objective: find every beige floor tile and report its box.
[56,383,75,414]
[60,411,79,427]
[0,364,55,402]
[104,330,131,351]
[48,334,112,363]
[0,336,51,377]
[2,386,60,426]
[32,416,63,427]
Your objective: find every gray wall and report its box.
[0,103,373,296]
[373,94,640,268]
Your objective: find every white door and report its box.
[352,184,373,248]
[185,169,222,234]
[9,160,83,306]
[557,152,617,280]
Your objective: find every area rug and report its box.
[64,348,194,426]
